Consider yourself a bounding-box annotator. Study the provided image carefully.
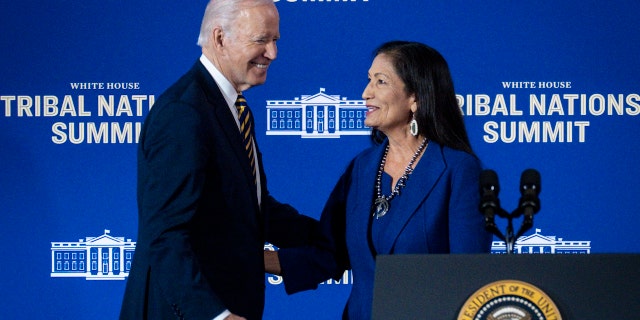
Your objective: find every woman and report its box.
[267,41,492,319]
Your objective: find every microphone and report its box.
[480,168,542,253]
[518,169,541,218]
[514,169,541,239]
[479,170,504,236]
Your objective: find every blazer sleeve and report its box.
[447,154,493,253]
[277,160,354,294]
[139,100,226,318]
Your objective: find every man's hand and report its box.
[264,250,282,275]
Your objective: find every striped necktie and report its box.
[235,94,256,185]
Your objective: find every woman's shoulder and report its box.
[352,142,385,163]
[437,142,481,167]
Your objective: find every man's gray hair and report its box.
[197,0,275,47]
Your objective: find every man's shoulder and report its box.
[160,63,209,102]
[153,66,224,114]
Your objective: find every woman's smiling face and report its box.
[362,53,416,135]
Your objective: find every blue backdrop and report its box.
[1,1,638,319]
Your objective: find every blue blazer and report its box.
[120,61,316,320]
[280,140,492,319]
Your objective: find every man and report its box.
[120,1,317,319]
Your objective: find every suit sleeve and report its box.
[448,154,493,253]
[262,194,320,248]
[276,160,354,294]
[139,101,226,318]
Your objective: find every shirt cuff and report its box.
[212,309,231,320]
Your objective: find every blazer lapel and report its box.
[348,144,385,264]
[376,142,446,254]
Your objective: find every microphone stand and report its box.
[505,214,516,255]
[484,207,534,255]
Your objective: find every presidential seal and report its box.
[457,280,561,320]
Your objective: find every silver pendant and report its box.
[373,197,390,219]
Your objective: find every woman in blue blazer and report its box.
[267,41,493,319]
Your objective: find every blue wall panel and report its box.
[1,1,638,319]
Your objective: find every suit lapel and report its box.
[376,142,446,254]
[193,62,258,198]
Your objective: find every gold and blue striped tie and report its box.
[235,94,256,185]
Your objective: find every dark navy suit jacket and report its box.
[120,61,316,320]
[279,141,492,319]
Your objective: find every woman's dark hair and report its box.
[369,41,474,155]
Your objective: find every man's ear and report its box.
[212,27,225,51]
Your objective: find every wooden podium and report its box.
[372,253,640,319]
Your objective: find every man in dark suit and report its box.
[119,1,317,319]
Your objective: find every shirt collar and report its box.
[199,54,238,108]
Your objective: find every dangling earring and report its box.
[410,114,419,136]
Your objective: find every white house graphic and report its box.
[51,229,136,280]
[265,88,370,138]
[50,229,589,281]
[491,229,591,254]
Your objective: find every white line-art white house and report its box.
[51,229,136,280]
[491,229,591,254]
[265,88,370,138]
[50,228,589,281]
